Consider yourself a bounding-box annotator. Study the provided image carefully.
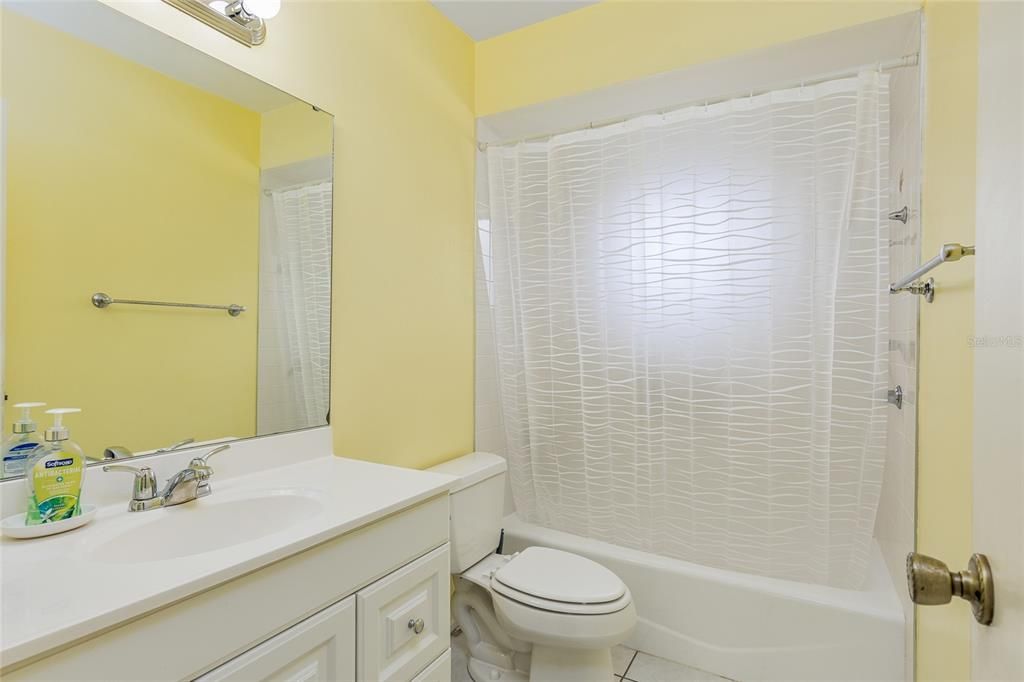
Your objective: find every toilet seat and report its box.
[491,579,633,615]
[490,547,631,615]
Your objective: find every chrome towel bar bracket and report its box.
[889,242,975,303]
[92,292,246,317]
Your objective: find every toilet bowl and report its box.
[429,453,636,681]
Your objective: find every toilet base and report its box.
[455,554,626,682]
[468,657,529,682]
[529,645,614,682]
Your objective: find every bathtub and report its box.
[501,514,904,682]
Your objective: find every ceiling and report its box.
[431,0,599,41]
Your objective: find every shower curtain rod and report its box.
[477,54,919,152]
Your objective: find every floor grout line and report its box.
[622,650,639,679]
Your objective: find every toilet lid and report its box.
[492,547,627,605]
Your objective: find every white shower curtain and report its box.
[258,181,333,434]
[483,73,889,588]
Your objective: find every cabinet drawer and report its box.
[411,650,451,682]
[357,544,450,682]
[197,596,355,682]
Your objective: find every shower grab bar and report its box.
[91,292,246,317]
[889,243,975,303]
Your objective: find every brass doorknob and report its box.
[906,552,994,625]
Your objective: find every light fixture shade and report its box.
[163,0,271,46]
[241,0,280,18]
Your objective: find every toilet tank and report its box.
[427,452,507,572]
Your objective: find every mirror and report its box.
[1,2,333,478]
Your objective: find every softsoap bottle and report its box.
[2,402,46,477]
[25,408,85,525]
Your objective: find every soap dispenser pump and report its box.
[2,402,46,477]
[25,408,85,525]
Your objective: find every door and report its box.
[972,1,1023,679]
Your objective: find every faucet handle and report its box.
[188,444,231,497]
[103,464,160,509]
[189,444,231,477]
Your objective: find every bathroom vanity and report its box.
[0,430,455,681]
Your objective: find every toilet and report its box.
[429,452,636,682]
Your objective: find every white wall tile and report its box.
[874,65,921,682]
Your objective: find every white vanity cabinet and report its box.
[3,495,451,682]
[198,545,451,682]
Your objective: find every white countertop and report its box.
[0,453,454,669]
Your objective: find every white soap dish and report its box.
[1,505,97,539]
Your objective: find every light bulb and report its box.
[241,0,280,18]
[208,0,228,13]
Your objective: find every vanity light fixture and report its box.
[161,0,280,47]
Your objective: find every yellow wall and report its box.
[94,0,476,469]
[916,3,977,679]
[260,101,332,169]
[3,11,260,457]
[475,0,919,116]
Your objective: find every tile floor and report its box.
[452,634,733,682]
[613,645,733,682]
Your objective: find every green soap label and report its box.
[26,453,83,525]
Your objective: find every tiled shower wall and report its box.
[874,65,922,682]
[474,156,515,514]
[474,212,505,461]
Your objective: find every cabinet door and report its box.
[197,596,355,682]
[410,651,451,682]
[357,545,450,682]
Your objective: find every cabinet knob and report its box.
[408,618,425,634]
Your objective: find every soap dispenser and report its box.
[2,402,46,477]
[25,408,85,525]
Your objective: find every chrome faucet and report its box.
[103,444,231,512]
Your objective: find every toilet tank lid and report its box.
[427,452,507,493]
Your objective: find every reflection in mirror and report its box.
[1,3,333,478]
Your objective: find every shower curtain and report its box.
[258,181,333,434]
[482,73,889,588]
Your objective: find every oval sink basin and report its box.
[86,490,325,563]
